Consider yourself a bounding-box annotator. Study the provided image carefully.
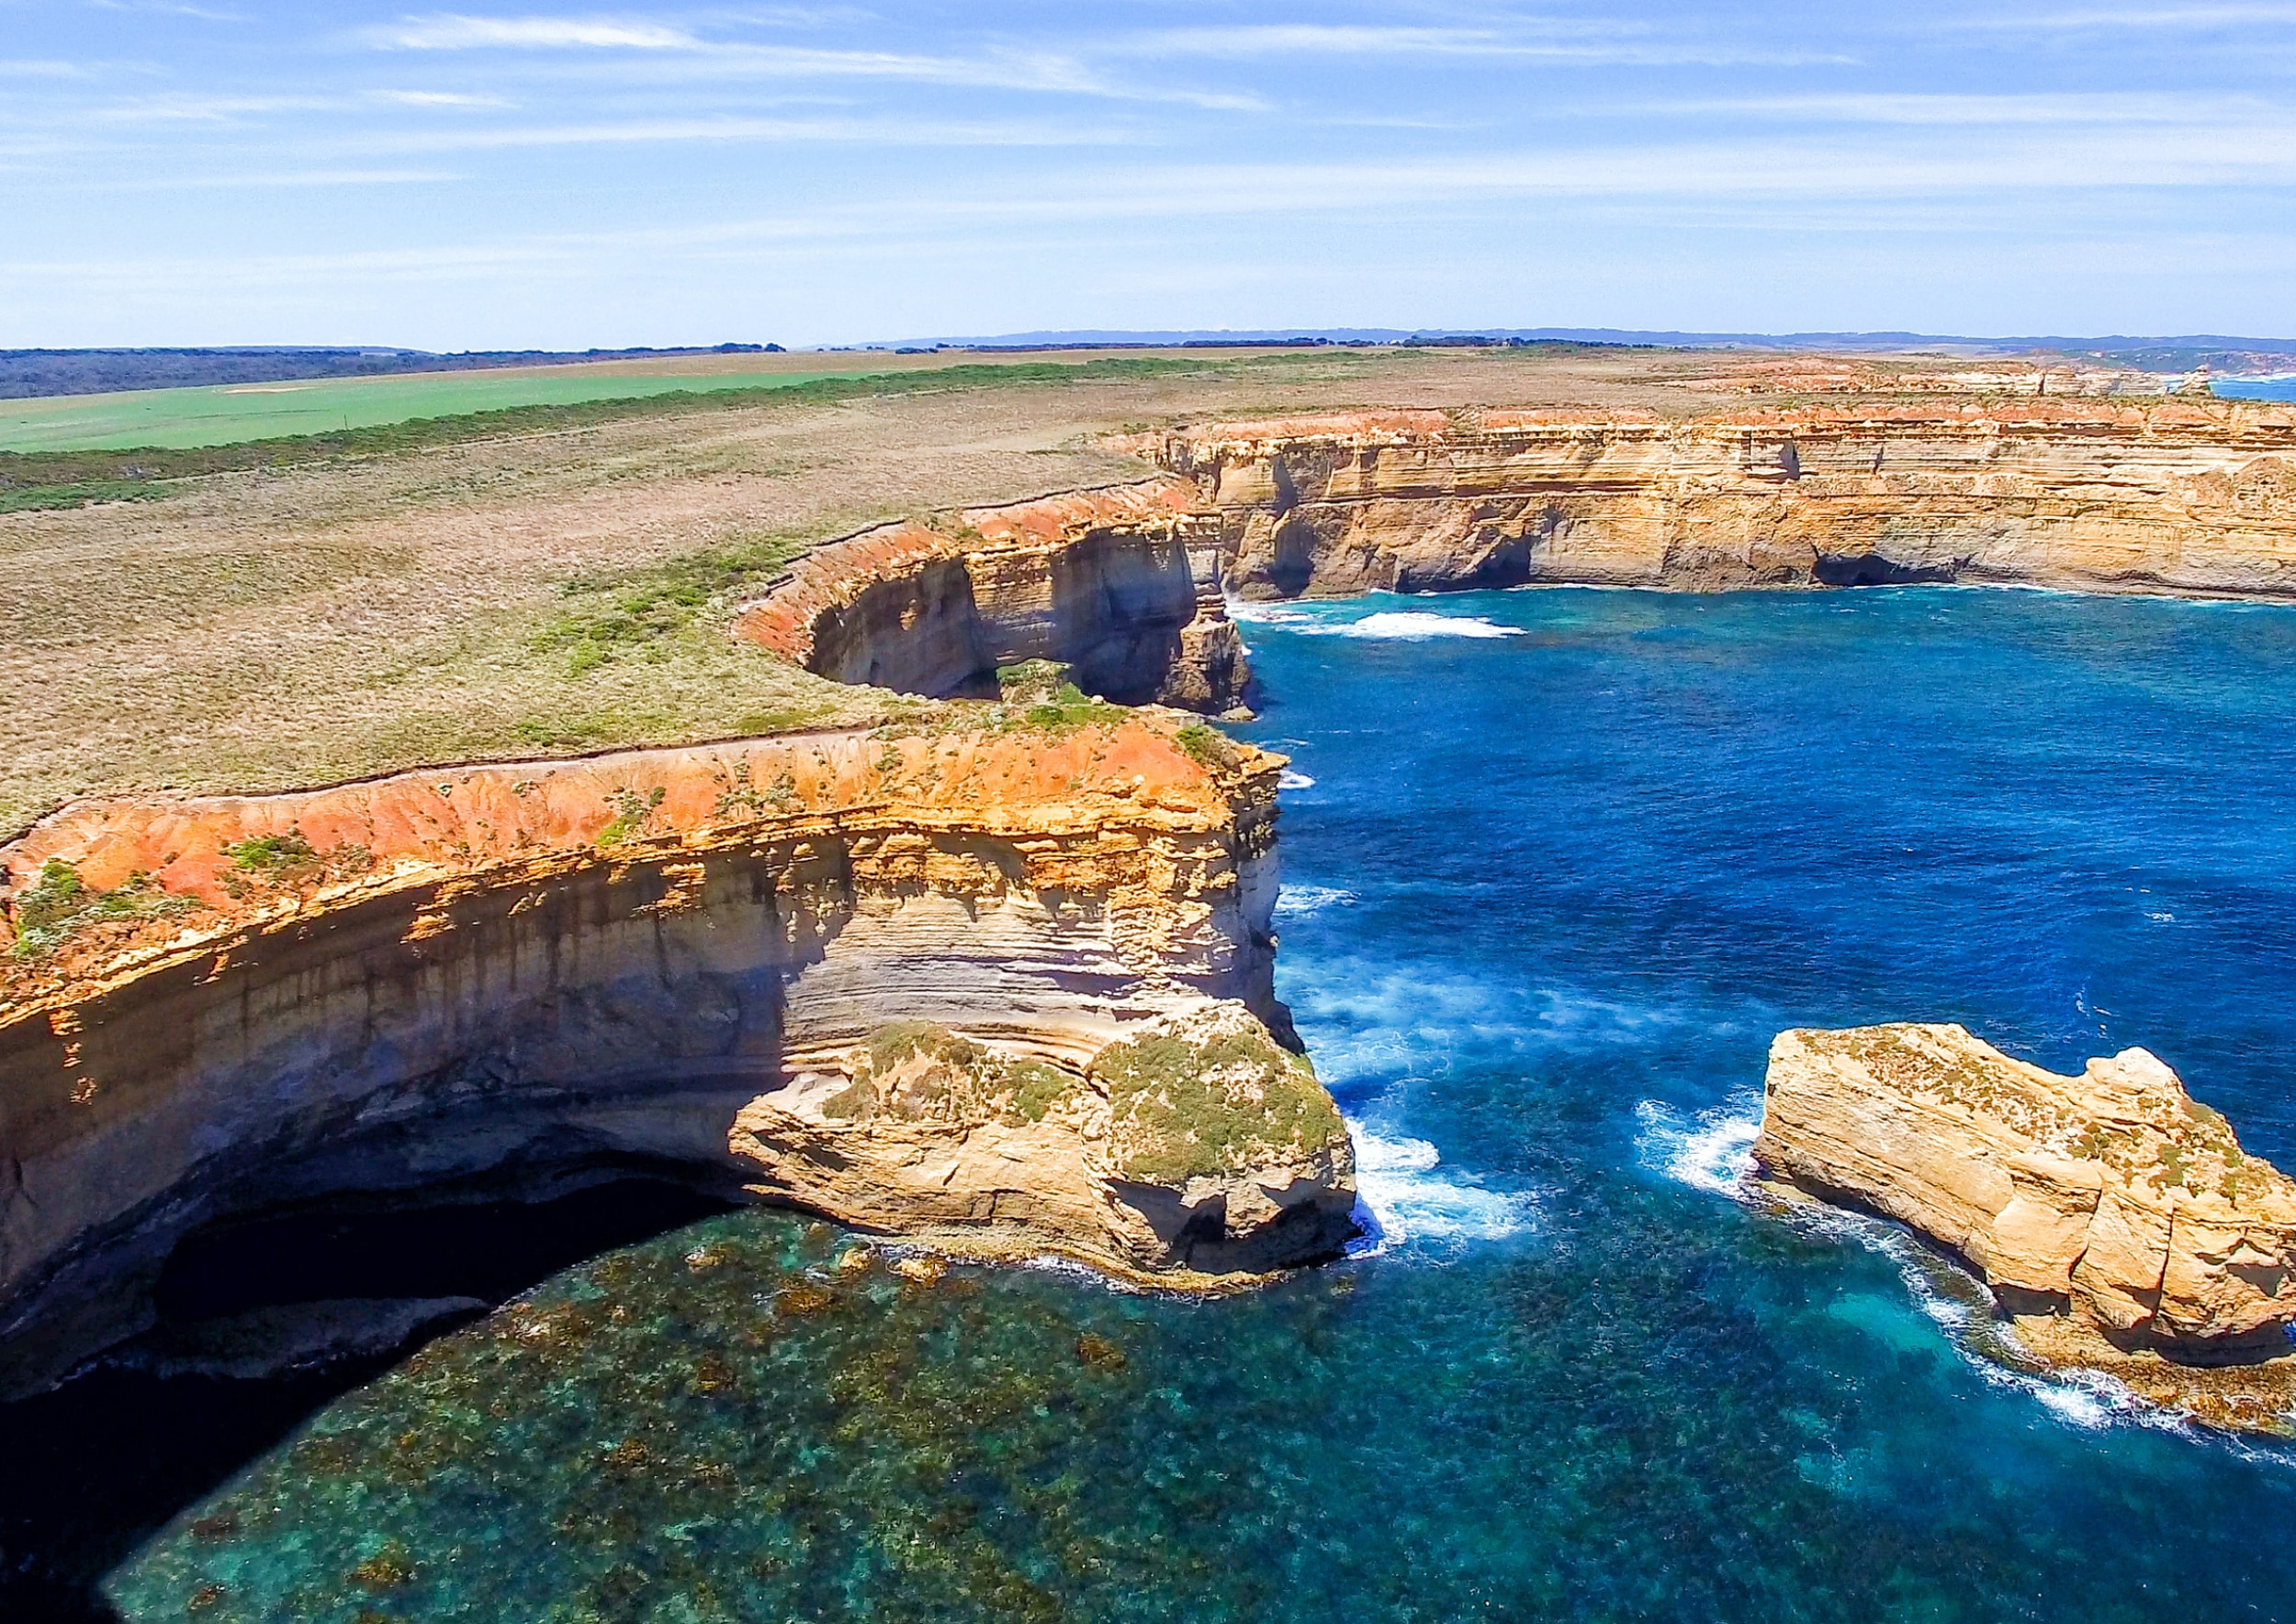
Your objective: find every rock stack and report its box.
[1756,1022,2296,1429]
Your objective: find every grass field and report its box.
[0,368,858,453]
[0,344,1731,835]
[0,346,1313,454]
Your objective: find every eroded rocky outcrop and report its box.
[740,1003,1351,1280]
[1150,400,2296,600]
[1756,1022,2296,1430]
[733,479,1250,713]
[0,713,1353,1396]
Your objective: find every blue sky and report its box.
[4,3,2294,347]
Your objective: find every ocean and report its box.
[105,585,2296,1622]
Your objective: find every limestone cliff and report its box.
[1150,401,2296,600]
[733,479,1250,712]
[1757,1023,2296,1429]
[0,714,1354,1397]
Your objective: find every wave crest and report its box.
[1346,1122,1536,1257]
[1221,599,1524,639]
[1633,1098,1760,1198]
[1275,884,1356,919]
[1327,612,1524,640]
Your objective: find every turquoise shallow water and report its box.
[111,586,2296,1622]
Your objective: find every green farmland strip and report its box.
[0,356,1231,507]
[0,366,861,453]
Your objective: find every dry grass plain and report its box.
[0,344,2017,835]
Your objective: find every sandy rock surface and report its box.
[1757,1022,2296,1429]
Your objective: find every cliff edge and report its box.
[1148,400,2296,601]
[0,712,1355,1396]
[732,479,1251,714]
[1756,1022,2296,1430]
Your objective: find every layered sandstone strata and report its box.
[733,479,1250,712]
[1151,400,2296,600]
[1757,1023,2296,1429]
[0,714,1355,1396]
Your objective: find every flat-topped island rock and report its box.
[1756,1022,2296,1431]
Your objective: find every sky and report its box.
[3,3,2294,348]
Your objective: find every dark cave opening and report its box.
[0,1169,737,1622]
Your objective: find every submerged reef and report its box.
[1755,1022,2296,1432]
[106,1210,1247,1624]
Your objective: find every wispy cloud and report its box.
[580,42,1268,109]
[175,167,466,187]
[82,93,335,124]
[87,0,248,17]
[1933,3,2296,26]
[369,15,702,51]
[373,88,514,107]
[0,59,89,77]
[28,127,2296,294]
[1124,22,1851,67]
[350,113,1144,152]
[1131,24,1576,57]
[1655,92,2257,125]
[355,18,1266,107]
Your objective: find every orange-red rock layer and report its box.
[730,479,1246,711]
[0,715,1356,1395]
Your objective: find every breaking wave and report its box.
[1633,1097,2223,1440]
[1222,600,1524,639]
[1324,612,1525,640]
[1633,1098,1760,1198]
[1346,1122,1536,1257]
[1274,884,1356,919]
[1222,598,1311,625]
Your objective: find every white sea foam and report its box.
[1322,611,1524,640]
[1278,770,1317,790]
[1221,599,1524,639]
[1223,598,1315,625]
[1346,1121,1536,1257]
[1773,1168,2218,1439]
[1289,964,1687,1088]
[1274,884,1356,919]
[1626,1096,2226,1436]
[1633,1099,1760,1198]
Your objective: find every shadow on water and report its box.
[0,1171,735,1621]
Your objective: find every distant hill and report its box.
[879,328,2296,374]
[14,329,2292,403]
[0,344,783,401]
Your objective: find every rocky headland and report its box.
[0,712,1356,1397]
[12,361,2296,1409]
[1756,1022,2296,1431]
[1142,399,2296,600]
[734,479,1251,715]
[709,394,2296,727]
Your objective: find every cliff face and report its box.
[1758,1023,2296,1429]
[733,479,1250,712]
[0,717,1353,1397]
[1153,401,2296,600]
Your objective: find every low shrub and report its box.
[6,859,204,960]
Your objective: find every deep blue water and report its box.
[2214,377,2296,401]
[110,587,2296,1622]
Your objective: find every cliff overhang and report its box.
[0,713,1354,1397]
